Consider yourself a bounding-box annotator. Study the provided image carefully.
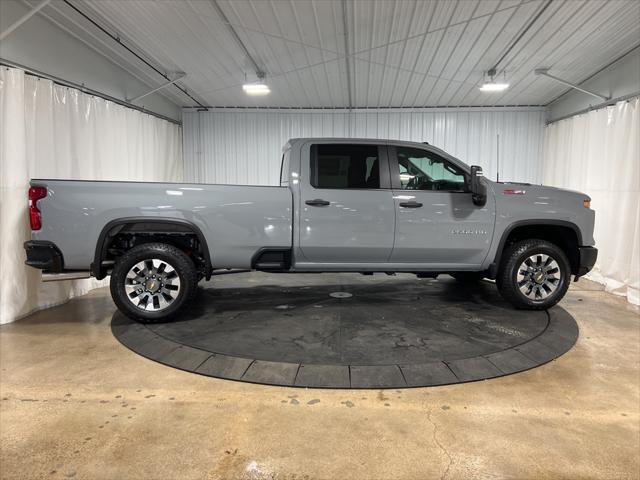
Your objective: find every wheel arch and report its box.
[489,220,582,277]
[92,217,212,280]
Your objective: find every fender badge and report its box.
[452,229,487,235]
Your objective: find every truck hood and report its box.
[496,181,591,202]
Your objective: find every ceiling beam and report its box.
[546,44,640,106]
[489,0,553,74]
[127,73,187,103]
[61,0,206,108]
[535,69,609,102]
[1,0,51,41]
[40,0,185,106]
[342,0,353,110]
[209,0,264,78]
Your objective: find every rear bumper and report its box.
[576,246,598,277]
[24,241,64,272]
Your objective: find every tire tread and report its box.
[110,242,198,322]
[496,239,570,310]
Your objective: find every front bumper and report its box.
[24,241,64,272]
[576,246,598,277]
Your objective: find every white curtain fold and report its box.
[0,67,183,324]
[543,97,640,305]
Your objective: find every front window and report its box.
[396,147,466,192]
[310,144,380,189]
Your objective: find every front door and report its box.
[388,145,495,267]
[298,142,395,264]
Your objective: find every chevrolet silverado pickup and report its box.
[24,138,597,321]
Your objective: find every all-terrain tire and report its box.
[496,239,571,310]
[110,243,198,322]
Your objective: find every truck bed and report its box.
[31,180,293,270]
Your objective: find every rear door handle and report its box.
[305,199,331,206]
[399,201,423,208]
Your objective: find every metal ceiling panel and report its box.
[33,0,640,108]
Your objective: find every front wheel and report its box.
[496,239,571,310]
[110,243,198,322]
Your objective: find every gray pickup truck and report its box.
[24,138,597,321]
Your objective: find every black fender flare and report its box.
[488,219,582,277]
[92,217,212,280]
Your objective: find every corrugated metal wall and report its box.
[183,108,545,185]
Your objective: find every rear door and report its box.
[297,142,395,263]
[388,145,495,267]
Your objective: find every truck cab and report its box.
[286,139,494,271]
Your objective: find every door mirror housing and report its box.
[469,165,487,206]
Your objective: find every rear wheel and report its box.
[496,239,570,310]
[110,243,198,322]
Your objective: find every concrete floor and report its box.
[1,274,638,480]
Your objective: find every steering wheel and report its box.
[406,176,419,190]
[415,177,434,190]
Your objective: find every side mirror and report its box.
[470,165,487,207]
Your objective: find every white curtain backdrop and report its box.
[543,97,640,305]
[0,67,183,324]
[183,108,546,186]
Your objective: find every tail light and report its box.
[28,186,47,230]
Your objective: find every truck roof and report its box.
[286,137,430,145]
[283,137,437,152]
[283,138,462,164]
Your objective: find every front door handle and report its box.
[305,199,331,207]
[399,201,423,208]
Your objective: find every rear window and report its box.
[310,144,380,189]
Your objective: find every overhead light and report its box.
[479,82,510,92]
[243,72,270,96]
[242,83,270,95]
[479,69,509,93]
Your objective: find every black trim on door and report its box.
[388,145,401,190]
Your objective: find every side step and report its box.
[252,248,292,271]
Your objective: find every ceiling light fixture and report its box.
[243,72,270,96]
[479,68,509,93]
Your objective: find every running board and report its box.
[42,271,91,282]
